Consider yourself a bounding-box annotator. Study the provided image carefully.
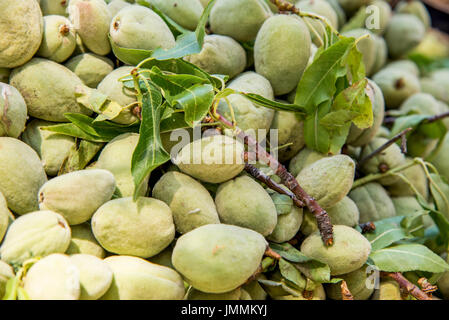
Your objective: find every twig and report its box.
[341,280,354,300]
[424,111,449,124]
[359,222,376,233]
[381,272,432,300]
[358,127,412,168]
[264,247,282,260]
[418,278,438,297]
[244,163,305,207]
[211,113,334,246]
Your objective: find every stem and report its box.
[212,112,334,246]
[424,111,449,124]
[265,247,281,260]
[340,280,354,300]
[244,163,305,207]
[417,278,438,296]
[359,222,376,233]
[358,127,412,168]
[381,272,432,300]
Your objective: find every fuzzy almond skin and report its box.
[296,155,355,208]
[217,71,275,141]
[0,137,47,215]
[0,0,43,68]
[270,109,305,162]
[360,137,406,186]
[24,254,80,300]
[65,53,114,88]
[187,288,243,300]
[95,133,146,197]
[91,197,175,258]
[172,224,268,293]
[301,225,371,275]
[109,5,175,51]
[267,201,303,243]
[396,0,431,29]
[337,0,371,15]
[68,0,111,55]
[21,119,76,176]
[70,254,113,300]
[288,148,327,177]
[0,83,27,138]
[148,0,203,30]
[184,35,246,79]
[10,58,93,122]
[325,265,374,300]
[37,15,76,63]
[371,279,402,300]
[40,0,69,16]
[152,171,220,234]
[0,211,71,264]
[175,134,245,184]
[371,35,388,75]
[107,0,130,17]
[387,158,428,199]
[39,169,116,225]
[349,182,396,223]
[209,0,272,42]
[215,175,278,236]
[372,67,421,109]
[0,260,14,298]
[0,191,11,243]
[347,80,385,147]
[66,223,105,258]
[101,255,185,300]
[385,14,425,59]
[97,66,138,125]
[254,14,311,95]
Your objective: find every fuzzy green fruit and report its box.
[21,119,76,176]
[215,175,278,236]
[0,0,43,68]
[349,182,396,223]
[187,288,243,300]
[0,137,47,215]
[387,158,428,199]
[217,72,275,141]
[148,0,203,30]
[368,0,392,35]
[301,225,371,275]
[0,83,27,138]
[37,15,76,62]
[175,134,245,184]
[273,285,326,300]
[24,253,80,300]
[420,77,449,104]
[92,197,175,258]
[0,191,11,243]
[342,29,376,75]
[372,67,420,109]
[347,79,385,146]
[288,148,327,177]
[209,0,272,42]
[337,0,370,15]
[0,210,71,264]
[10,58,93,122]
[396,0,431,29]
[101,255,185,300]
[431,132,449,181]
[400,92,442,116]
[0,260,14,298]
[107,0,130,17]
[385,14,425,59]
[152,171,220,234]
[325,265,374,300]
[270,109,305,162]
[427,70,449,104]
[254,14,311,95]
[360,137,406,186]
[95,133,147,197]
[66,223,105,258]
[267,198,303,243]
[68,0,111,55]
[40,0,69,16]
[371,35,388,75]
[371,279,402,300]
[296,155,355,208]
[39,169,116,225]
[391,196,432,229]
[97,66,138,125]
[65,53,114,88]
[70,254,113,300]
[326,0,346,28]
[109,5,175,51]
[184,35,246,79]
[172,224,268,293]
[384,60,420,77]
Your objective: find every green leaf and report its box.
[429,173,449,220]
[390,114,428,136]
[41,123,109,142]
[131,82,170,200]
[417,195,449,250]
[2,276,18,300]
[110,36,154,65]
[294,37,355,113]
[243,93,306,114]
[369,243,449,273]
[59,140,104,175]
[137,0,188,36]
[16,287,30,300]
[340,6,368,33]
[278,258,307,290]
[160,111,190,133]
[363,216,412,252]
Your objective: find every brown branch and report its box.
[381,272,432,300]
[269,0,300,14]
[244,163,305,207]
[212,113,334,246]
[359,222,376,233]
[358,127,413,168]
[423,111,449,125]
[418,278,438,296]
[264,247,281,260]
[341,280,354,300]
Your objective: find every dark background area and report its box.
[426,3,449,33]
